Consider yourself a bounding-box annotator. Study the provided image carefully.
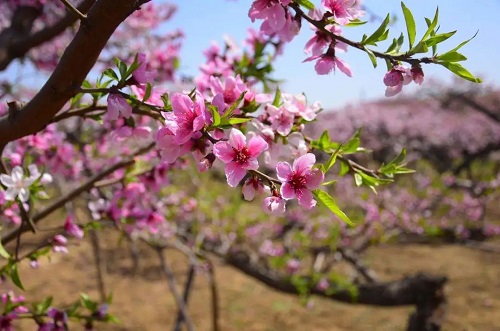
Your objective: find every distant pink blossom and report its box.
[266,104,295,136]
[276,153,324,209]
[213,129,268,187]
[64,215,84,239]
[52,234,68,254]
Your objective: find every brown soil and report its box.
[2,232,500,331]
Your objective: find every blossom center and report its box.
[289,173,307,190]
[223,89,237,104]
[233,146,250,164]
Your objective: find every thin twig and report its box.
[289,3,435,66]
[90,230,106,301]
[338,247,377,283]
[173,265,196,331]
[156,248,195,331]
[59,0,87,21]
[0,143,7,174]
[206,262,220,331]
[167,239,219,331]
[1,143,154,246]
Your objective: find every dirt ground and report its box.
[3,231,500,331]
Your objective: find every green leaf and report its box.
[0,239,10,259]
[365,49,377,68]
[425,31,456,47]
[321,179,337,186]
[311,130,331,151]
[227,117,252,125]
[401,2,416,49]
[386,33,405,55]
[125,53,141,78]
[448,30,479,53]
[354,173,363,186]
[313,190,353,226]
[80,293,98,311]
[103,68,118,81]
[339,159,350,176]
[411,41,429,54]
[81,80,93,89]
[439,62,482,83]
[345,19,367,27]
[10,263,24,290]
[272,88,281,107]
[436,51,467,62]
[342,129,361,154]
[208,105,221,127]
[294,0,314,10]
[142,83,152,102]
[118,61,127,81]
[222,92,246,119]
[421,7,439,42]
[323,144,343,173]
[34,296,53,314]
[363,14,390,45]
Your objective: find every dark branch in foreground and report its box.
[214,248,448,331]
[0,0,95,71]
[0,0,148,145]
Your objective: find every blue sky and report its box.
[165,0,500,109]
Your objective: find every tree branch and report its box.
[1,142,154,246]
[223,249,447,308]
[156,248,195,331]
[0,0,147,145]
[0,0,95,70]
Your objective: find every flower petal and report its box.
[296,189,316,209]
[0,174,14,187]
[242,179,256,201]
[11,166,24,182]
[171,93,192,115]
[305,169,324,190]
[292,153,316,175]
[335,57,353,77]
[276,162,292,181]
[248,136,268,158]
[228,128,246,149]
[18,188,30,202]
[4,188,18,201]
[225,162,247,187]
[213,141,235,163]
[280,182,296,200]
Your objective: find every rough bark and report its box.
[223,250,448,331]
[0,0,96,71]
[0,0,147,145]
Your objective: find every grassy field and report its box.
[3,230,499,331]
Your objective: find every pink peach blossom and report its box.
[276,153,324,209]
[213,129,268,187]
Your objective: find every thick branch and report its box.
[224,250,447,307]
[0,0,146,145]
[0,0,95,70]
